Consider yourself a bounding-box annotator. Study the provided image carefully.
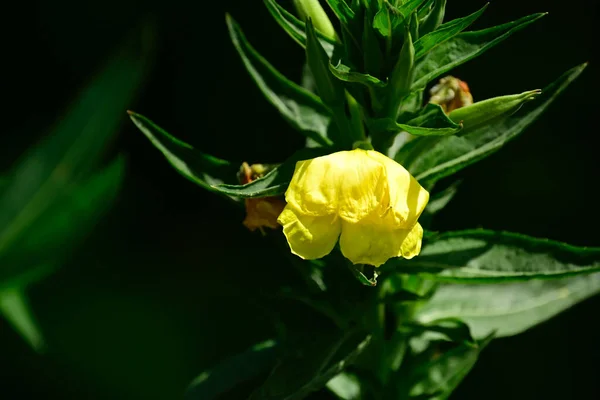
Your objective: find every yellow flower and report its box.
[277,149,429,267]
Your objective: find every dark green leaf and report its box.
[418,0,446,37]
[385,27,415,118]
[370,104,462,137]
[415,272,600,338]
[423,181,460,217]
[325,0,355,25]
[0,24,152,284]
[185,340,279,400]
[448,89,541,133]
[414,3,488,59]
[214,148,330,198]
[128,112,235,192]
[411,63,587,184]
[250,329,371,400]
[401,318,475,346]
[264,0,336,56]
[404,333,493,399]
[413,13,546,89]
[373,0,425,38]
[226,14,333,147]
[416,230,600,282]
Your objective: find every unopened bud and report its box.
[429,76,473,114]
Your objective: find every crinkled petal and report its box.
[367,151,429,227]
[339,220,424,267]
[277,205,341,260]
[285,150,389,222]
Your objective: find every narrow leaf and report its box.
[413,13,546,89]
[226,14,333,147]
[418,0,446,37]
[370,104,462,137]
[329,62,386,88]
[414,3,488,59]
[214,148,330,198]
[185,340,279,400]
[128,112,234,192]
[324,0,355,25]
[0,288,44,351]
[413,63,587,183]
[416,230,600,282]
[264,0,336,56]
[416,272,600,338]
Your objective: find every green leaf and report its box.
[326,372,361,400]
[249,330,371,400]
[370,103,462,137]
[418,0,446,37]
[226,14,333,147]
[0,288,44,351]
[448,89,541,133]
[404,333,493,399]
[373,0,425,38]
[325,0,355,25]
[422,181,460,217]
[0,158,126,286]
[411,63,587,184]
[415,230,600,282]
[185,340,279,400]
[0,24,151,284]
[414,3,488,59]
[128,112,234,192]
[412,13,546,89]
[415,272,600,338]
[306,18,363,145]
[214,148,330,198]
[385,27,415,118]
[329,61,386,88]
[264,0,336,56]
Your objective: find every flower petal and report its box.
[339,219,424,267]
[285,150,389,222]
[367,151,429,227]
[277,205,342,260]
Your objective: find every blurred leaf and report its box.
[226,14,333,147]
[264,0,336,56]
[324,0,355,25]
[403,333,493,399]
[214,148,329,198]
[326,372,361,399]
[0,23,152,287]
[370,104,462,137]
[372,0,425,38]
[408,63,586,184]
[249,330,371,400]
[0,158,125,285]
[415,272,600,338]
[414,3,488,59]
[420,181,460,225]
[0,288,43,351]
[415,230,600,282]
[128,112,234,191]
[185,340,279,400]
[413,13,546,89]
[385,27,414,117]
[448,89,541,134]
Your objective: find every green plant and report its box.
[129,1,597,398]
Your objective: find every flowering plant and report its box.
[128,1,598,398]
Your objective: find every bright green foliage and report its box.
[128,1,597,399]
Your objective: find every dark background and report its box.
[1,0,598,399]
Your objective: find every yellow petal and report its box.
[277,205,342,260]
[366,151,429,227]
[339,219,424,267]
[285,150,389,223]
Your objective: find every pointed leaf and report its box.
[185,340,279,400]
[416,272,600,338]
[324,0,355,25]
[329,61,386,88]
[370,103,462,137]
[128,112,234,192]
[415,230,600,282]
[264,0,336,56]
[0,288,44,351]
[214,148,330,198]
[413,13,546,89]
[226,14,333,147]
[418,0,446,37]
[411,63,586,184]
[414,3,488,59]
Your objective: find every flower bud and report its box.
[429,76,473,114]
